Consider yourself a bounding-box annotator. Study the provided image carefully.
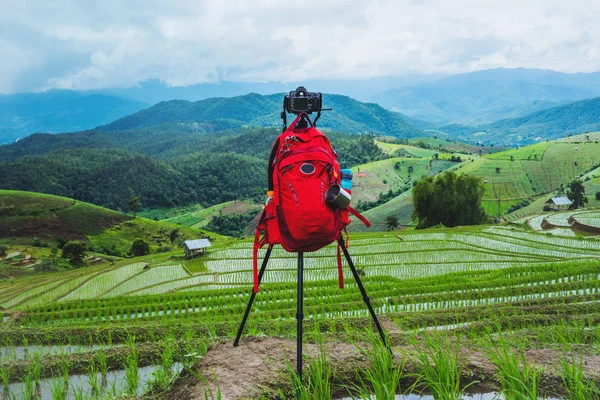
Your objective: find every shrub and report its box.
[62,241,88,267]
[34,260,59,273]
[54,236,68,249]
[130,239,150,257]
[596,192,600,201]
[31,237,50,248]
[0,246,6,257]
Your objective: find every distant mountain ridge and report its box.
[4,67,600,145]
[371,75,598,124]
[440,97,600,145]
[100,93,423,138]
[0,90,147,144]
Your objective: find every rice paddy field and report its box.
[1,225,600,398]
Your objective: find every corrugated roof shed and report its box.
[547,197,573,206]
[184,239,212,250]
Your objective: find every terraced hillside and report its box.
[370,134,600,227]
[3,225,599,312]
[0,190,224,255]
[351,156,459,204]
[517,209,600,235]
[1,225,600,398]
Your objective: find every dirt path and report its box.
[164,336,600,400]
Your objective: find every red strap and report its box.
[344,228,349,249]
[347,206,371,227]
[253,229,261,293]
[337,241,344,289]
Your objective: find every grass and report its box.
[87,217,225,255]
[282,337,332,400]
[559,352,600,399]
[486,331,541,400]
[412,332,472,400]
[0,190,227,259]
[161,200,260,229]
[365,138,600,227]
[349,333,406,399]
[1,223,600,398]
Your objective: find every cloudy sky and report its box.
[1,0,599,93]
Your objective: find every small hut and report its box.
[183,239,211,258]
[546,197,572,210]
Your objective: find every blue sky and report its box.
[1,0,599,93]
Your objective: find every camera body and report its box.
[284,86,322,114]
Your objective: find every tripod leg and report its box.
[233,246,273,346]
[338,237,388,346]
[296,252,304,378]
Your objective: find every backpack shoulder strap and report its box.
[347,206,371,228]
[267,137,280,192]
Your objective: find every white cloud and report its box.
[1,0,599,92]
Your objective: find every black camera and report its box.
[284,86,322,114]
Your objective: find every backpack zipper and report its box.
[286,181,299,205]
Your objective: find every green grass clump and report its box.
[349,333,406,400]
[283,338,332,400]
[559,352,600,400]
[487,333,540,400]
[412,332,472,400]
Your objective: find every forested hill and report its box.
[440,97,600,145]
[0,127,387,211]
[100,93,422,138]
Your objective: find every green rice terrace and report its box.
[1,212,600,398]
[362,133,600,229]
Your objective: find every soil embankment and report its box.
[165,336,600,400]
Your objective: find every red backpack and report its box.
[253,113,371,293]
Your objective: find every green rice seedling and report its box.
[487,334,540,400]
[281,338,332,400]
[147,367,169,393]
[21,370,35,400]
[0,364,12,392]
[348,332,407,400]
[124,338,139,396]
[95,350,108,382]
[49,377,67,400]
[412,332,473,400]
[60,355,71,386]
[161,334,176,373]
[87,359,100,397]
[71,384,86,400]
[559,352,600,400]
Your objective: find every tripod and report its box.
[233,235,387,377]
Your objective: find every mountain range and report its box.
[3,68,600,147]
[371,68,600,124]
[0,91,147,144]
[440,97,600,145]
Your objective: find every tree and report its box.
[61,241,87,267]
[412,171,486,229]
[386,216,399,231]
[567,180,587,209]
[510,155,514,162]
[169,229,180,249]
[596,192,600,201]
[495,167,501,173]
[130,239,150,256]
[128,196,141,218]
[0,246,6,257]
